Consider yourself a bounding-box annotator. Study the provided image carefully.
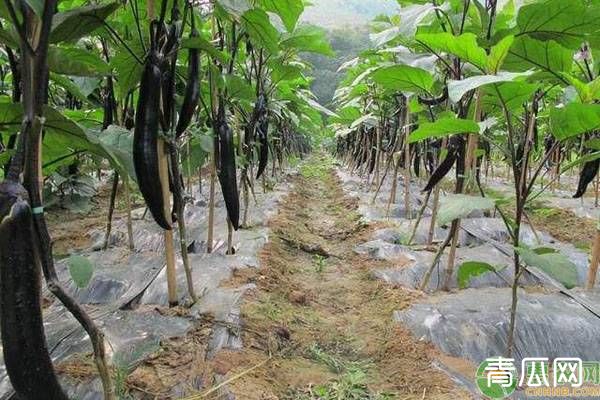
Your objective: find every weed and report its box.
[314,254,327,273]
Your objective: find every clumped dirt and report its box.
[528,206,596,250]
[215,157,473,399]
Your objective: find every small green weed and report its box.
[314,254,327,273]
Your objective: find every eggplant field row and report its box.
[0,0,599,399]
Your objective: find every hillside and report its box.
[301,0,398,29]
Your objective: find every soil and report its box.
[527,206,596,250]
[208,155,473,399]
[46,180,141,256]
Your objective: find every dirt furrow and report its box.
[214,155,473,399]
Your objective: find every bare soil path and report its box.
[214,155,472,399]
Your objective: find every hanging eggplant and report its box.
[133,42,172,230]
[0,182,68,400]
[176,28,200,138]
[216,101,240,230]
[573,158,600,198]
[422,135,463,192]
[256,114,269,179]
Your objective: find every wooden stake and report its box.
[207,155,216,253]
[403,108,411,219]
[102,172,119,250]
[124,176,135,250]
[587,228,600,290]
[158,139,178,306]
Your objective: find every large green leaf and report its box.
[504,37,573,81]
[181,36,228,64]
[48,46,110,77]
[96,125,136,182]
[260,0,303,32]
[215,0,251,17]
[483,81,539,112]
[550,103,600,141]
[516,0,600,48]
[416,32,487,71]
[487,35,515,74]
[50,73,95,105]
[437,194,495,226]
[409,117,479,143]
[516,247,578,289]
[370,3,436,47]
[111,40,144,98]
[271,64,303,85]
[66,255,94,288]
[280,25,333,56]
[457,261,500,289]
[224,74,256,101]
[371,65,433,93]
[50,2,120,43]
[448,71,533,103]
[241,8,280,55]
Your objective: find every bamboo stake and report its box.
[207,155,216,253]
[102,172,119,250]
[427,186,440,245]
[407,190,431,245]
[227,218,234,255]
[158,140,178,306]
[587,227,600,290]
[124,176,135,250]
[403,108,411,219]
[386,152,401,218]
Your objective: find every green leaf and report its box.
[281,25,333,56]
[224,74,255,101]
[504,37,573,81]
[50,2,120,43]
[437,194,496,226]
[516,0,600,48]
[48,46,110,77]
[215,0,251,17]
[416,32,487,71]
[96,125,136,182]
[409,117,479,143]
[260,0,303,32]
[66,255,94,288]
[111,40,144,98]
[370,3,436,47]
[487,35,514,74]
[448,71,533,103]
[181,36,228,64]
[483,81,539,112]
[457,261,499,289]
[50,73,94,105]
[371,65,433,93]
[271,64,303,85]
[0,25,18,48]
[242,8,280,55]
[516,246,578,289]
[550,103,600,141]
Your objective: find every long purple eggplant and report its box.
[573,158,600,198]
[256,116,269,179]
[133,55,172,230]
[0,181,68,400]
[176,28,200,138]
[216,102,240,230]
[422,136,461,192]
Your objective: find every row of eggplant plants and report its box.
[332,0,600,357]
[0,0,329,398]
